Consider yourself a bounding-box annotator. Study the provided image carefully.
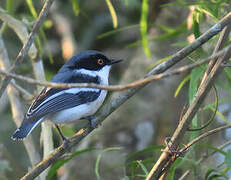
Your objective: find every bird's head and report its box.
[62,50,123,72]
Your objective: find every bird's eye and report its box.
[97,59,104,65]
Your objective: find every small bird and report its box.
[12,50,123,141]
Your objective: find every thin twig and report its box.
[0,45,229,91]
[20,12,231,180]
[0,36,41,168]
[179,140,231,180]
[200,23,231,86]
[32,59,54,179]
[0,0,54,98]
[10,82,33,100]
[146,23,231,179]
[181,125,231,156]
[0,7,37,57]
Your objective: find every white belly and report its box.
[49,66,110,124]
[50,90,107,124]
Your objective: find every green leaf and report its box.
[97,24,139,39]
[136,160,148,176]
[205,168,228,180]
[189,67,204,140]
[196,7,218,22]
[60,126,76,137]
[168,158,183,180]
[210,107,231,125]
[171,41,189,48]
[126,145,164,162]
[163,2,213,7]
[26,0,38,18]
[147,56,171,71]
[225,149,231,168]
[192,8,201,38]
[140,0,151,57]
[197,144,226,156]
[174,74,190,98]
[71,0,80,16]
[224,68,231,87]
[95,147,122,180]
[0,0,14,34]
[105,0,118,28]
[203,97,231,110]
[136,174,147,178]
[6,0,14,14]
[25,0,54,64]
[127,22,187,48]
[47,148,97,180]
[189,66,203,103]
[205,168,217,180]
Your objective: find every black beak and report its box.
[109,58,123,65]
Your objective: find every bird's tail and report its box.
[11,118,43,140]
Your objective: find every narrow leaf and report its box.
[225,150,231,168]
[26,0,38,18]
[140,0,151,57]
[72,0,80,16]
[105,0,118,28]
[137,160,148,176]
[95,147,122,180]
[174,74,190,97]
[47,148,97,180]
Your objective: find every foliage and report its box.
[0,0,231,179]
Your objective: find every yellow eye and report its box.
[97,59,104,65]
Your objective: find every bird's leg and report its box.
[85,115,99,129]
[55,124,69,147]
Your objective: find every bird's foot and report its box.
[62,137,70,149]
[85,115,101,129]
[55,124,70,148]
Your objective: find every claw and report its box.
[55,124,69,145]
[85,116,98,129]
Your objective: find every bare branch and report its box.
[0,2,55,178]
[182,125,231,154]
[0,45,229,91]
[146,23,231,179]
[10,82,33,101]
[0,7,37,58]
[0,0,54,98]
[19,12,231,180]
[32,59,54,179]
[179,138,231,180]
[0,36,41,167]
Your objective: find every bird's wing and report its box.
[12,72,102,140]
[26,87,101,123]
[25,71,101,122]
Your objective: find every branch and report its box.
[10,82,33,101]
[0,7,37,58]
[182,125,231,154]
[0,36,41,167]
[0,0,54,98]
[0,44,230,91]
[179,139,231,180]
[19,12,231,180]
[32,59,54,179]
[162,125,231,180]
[0,2,55,178]
[146,24,231,179]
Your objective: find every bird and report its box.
[12,50,123,141]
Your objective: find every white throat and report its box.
[77,65,111,85]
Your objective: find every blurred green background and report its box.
[0,0,231,179]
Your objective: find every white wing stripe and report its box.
[27,88,99,115]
